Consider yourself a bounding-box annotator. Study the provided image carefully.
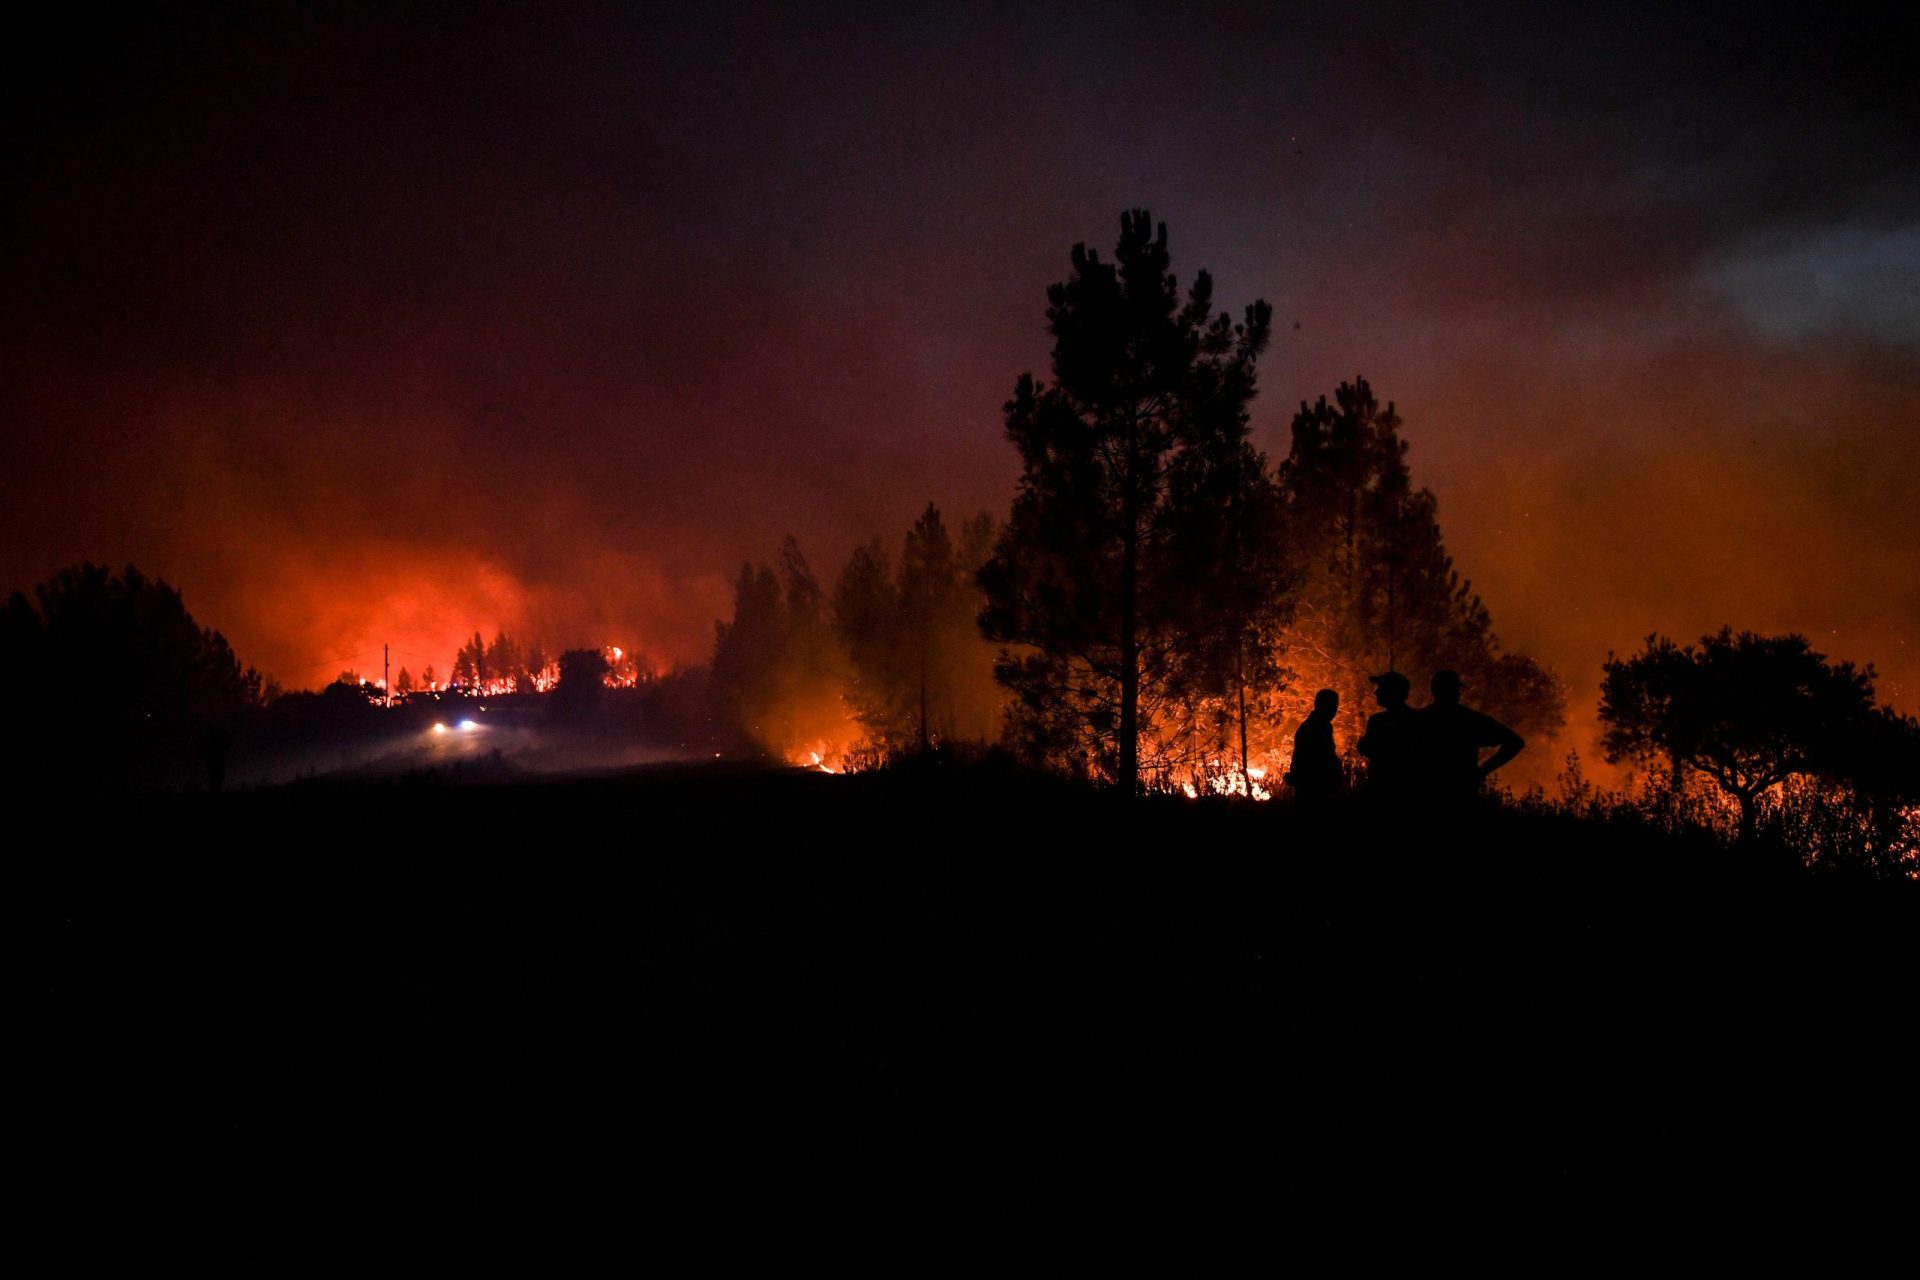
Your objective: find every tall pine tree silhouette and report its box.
[1279,378,1564,758]
[834,504,1001,755]
[980,211,1272,791]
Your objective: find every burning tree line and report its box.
[713,212,1566,794]
[711,511,1005,770]
[443,632,562,695]
[334,635,650,698]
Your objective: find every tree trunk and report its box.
[1118,522,1139,794]
[918,636,930,754]
[1385,559,1396,672]
[1736,789,1757,846]
[1236,662,1250,785]
[1114,404,1143,795]
[1344,491,1356,607]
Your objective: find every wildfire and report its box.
[602,645,644,689]
[1167,756,1281,802]
[1202,764,1274,801]
[788,741,846,773]
[345,640,653,701]
[455,661,561,697]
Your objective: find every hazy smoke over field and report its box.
[4,3,1914,778]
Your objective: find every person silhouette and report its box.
[1285,688,1344,810]
[1420,669,1524,805]
[1356,672,1421,805]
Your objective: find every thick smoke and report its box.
[3,2,1912,742]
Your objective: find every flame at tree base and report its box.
[787,740,849,773]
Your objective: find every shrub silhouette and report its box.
[1601,628,1878,845]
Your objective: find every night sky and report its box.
[5,1,1915,748]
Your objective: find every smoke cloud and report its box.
[4,2,1912,772]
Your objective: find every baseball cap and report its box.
[1368,671,1411,698]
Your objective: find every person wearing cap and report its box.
[1420,669,1524,804]
[1356,670,1420,803]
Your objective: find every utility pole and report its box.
[384,643,391,708]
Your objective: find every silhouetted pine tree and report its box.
[1279,378,1564,759]
[453,632,485,689]
[712,562,784,745]
[980,210,1273,791]
[712,537,846,756]
[832,536,903,743]
[1161,424,1295,788]
[834,504,1002,757]
[483,632,522,689]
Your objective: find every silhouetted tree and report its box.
[1600,628,1877,844]
[713,561,784,739]
[833,537,903,740]
[1278,378,1565,760]
[1483,652,1566,745]
[899,504,955,752]
[713,536,847,756]
[980,210,1273,791]
[395,666,414,695]
[526,642,552,688]
[1831,708,1920,873]
[777,538,838,697]
[834,504,1002,756]
[453,632,485,689]
[484,632,519,689]
[1161,421,1295,786]
[0,563,266,790]
[446,631,546,691]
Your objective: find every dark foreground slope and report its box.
[34,764,1917,1262]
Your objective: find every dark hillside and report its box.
[34,765,1916,1261]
